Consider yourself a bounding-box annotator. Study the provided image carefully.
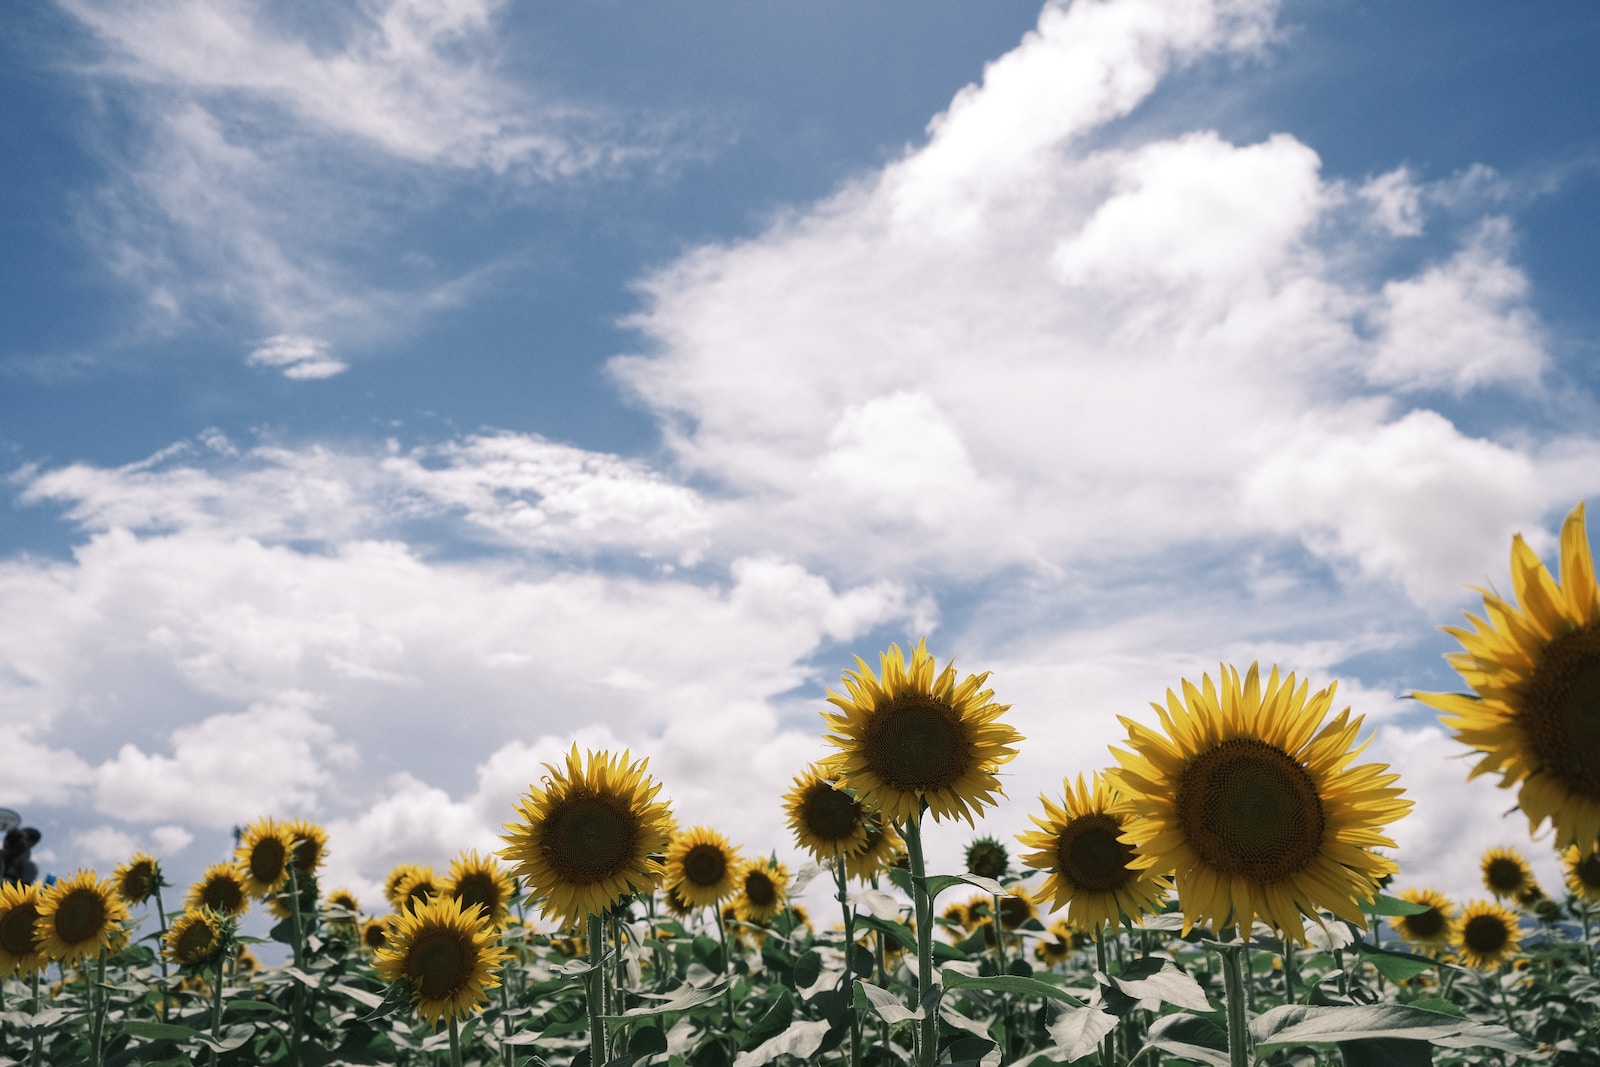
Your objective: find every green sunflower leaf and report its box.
[923,874,1007,902]
[1362,895,1433,917]
[1251,1004,1533,1053]
[938,968,1087,1007]
[1355,943,1437,981]
[853,979,924,1024]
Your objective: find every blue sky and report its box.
[3,0,1599,918]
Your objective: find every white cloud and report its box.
[1359,167,1424,238]
[247,336,349,380]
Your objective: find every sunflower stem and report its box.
[449,1013,464,1067]
[209,952,225,1067]
[834,860,862,1067]
[499,966,517,1067]
[1282,940,1298,1004]
[89,948,107,1067]
[153,883,172,1022]
[30,969,42,1067]
[287,868,307,1067]
[1214,941,1252,1067]
[1096,928,1116,1067]
[586,912,607,1067]
[901,809,939,1067]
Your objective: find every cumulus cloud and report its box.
[246,336,349,380]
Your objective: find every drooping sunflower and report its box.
[187,864,250,918]
[0,882,47,977]
[1562,844,1600,902]
[499,745,674,927]
[1018,772,1172,933]
[733,857,790,925]
[1107,663,1411,945]
[283,819,329,875]
[665,827,742,909]
[445,850,516,928]
[395,868,440,915]
[1481,847,1536,901]
[235,818,296,899]
[965,836,1011,881]
[1392,888,1457,947]
[384,863,432,908]
[112,853,163,907]
[35,870,130,967]
[1454,899,1523,969]
[375,894,511,1026]
[821,639,1022,825]
[843,819,905,883]
[784,765,870,863]
[1417,503,1600,847]
[164,909,230,970]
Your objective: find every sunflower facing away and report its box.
[733,857,790,925]
[1480,846,1536,901]
[843,819,905,883]
[445,850,516,928]
[375,894,511,1026]
[1392,887,1457,947]
[1454,899,1523,969]
[1108,663,1411,945]
[1417,502,1600,847]
[1018,772,1171,933]
[187,864,250,918]
[164,909,230,970]
[500,746,674,927]
[0,882,47,977]
[1563,844,1600,903]
[822,639,1022,826]
[36,870,130,967]
[112,853,162,907]
[784,765,870,863]
[665,827,742,910]
[236,818,295,899]
[965,835,1011,881]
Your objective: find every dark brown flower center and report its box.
[54,889,107,945]
[250,838,287,885]
[175,919,217,962]
[801,784,863,844]
[1484,858,1528,894]
[546,793,637,883]
[1519,625,1600,800]
[1401,906,1446,940]
[1463,913,1510,955]
[452,873,501,919]
[0,900,41,956]
[682,843,729,887]
[408,929,471,999]
[862,693,973,793]
[1057,814,1136,892]
[364,922,389,950]
[1576,851,1600,890]
[744,870,777,908]
[1176,737,1326,881]
[202,876,245,914]
[120,866,154,904]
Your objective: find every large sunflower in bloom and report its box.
[1108,663,1411,945]
[236,818,295,899]
[665,827,742,909]
[822,639,1022,825]
[36,870,130,966]
[1563,844,1600,903]
[375,894,510,1026]
[1454,900,1522,969]
[1480,847,1536,901]
[0,882,47,977]
[445,850,516,928]
[1018,772,1171,933]
[164,910,230,970]
[284,819,329,875]
[112,853,162,907]
[1392,887,1456,947]
[499,746,674,927]
[1417,502,1600,847]
[733,857,790,925]
[784,765,870,863]
[187,864,250,918]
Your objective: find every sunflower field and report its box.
[4,505,1600,1067]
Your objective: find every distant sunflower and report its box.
[821,639,1022,825]
[0,882,47,977]
[1034,918,1074,967]
[1018,772,1171,933]
[112,853,162,907]
[997,891,1036,931]
[499,746,674,927]
[360,916,392,954]
[324,887,362,921]
[1481,847,1536,901]
[1392,888,1456,946]
[843,820,905,883]
[187,864,250,918]
[35,870,130,967]
[733,857,790,925]
[235,946,261,979]
[385,863,432,908]
[1108,663,1411,945]
[395,869,440,915]
[1562,845,1600,903]
[284,819,329,875]
[941,901,969,937]
[164,910,229,970]
[1454,900,1522,969]
[445,850,516,928]
[375,894,510,1026]
[1417,503,1600,847]
[665,827,742,909]
[661,883,696,919]
[965,836,1010,881]
[235,818,295,899]
[784,766,870,863]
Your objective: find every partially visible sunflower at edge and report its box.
[0,882,47,977]
[665,827,742,910]
[187,864,250,918]
[1416,502,1600,848]
[1107,663,1411,946]
[784,765,870,864]
[733,857,790,926]
[112,853,163,908]
[395,868,441,916]
[375,894,510,1027]
[1454,899,1523,969]
[1480,846,1537,902]
[36,870,130,967]
[236,818,295,900]
[1391,888,1457,948]
[499,745,674,928]
[822,639,1022,826]
[384,864,432,909]
[1018,772,1171,934]
[445,850,516,928]
[1563,844,1600,903]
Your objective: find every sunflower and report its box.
[1454,900,1523,969]
[235,946,261,979]
[1018,772,1171,933]
[1034,918,1075,967]
[384,863,432,908]
[499,745,674,928]
[784,765,870,862]
[325,887,362,921]
[733,857,790,925]
[375,894,510,1026]
[941,901,969,936]
[821,639,1022,825]
[1562,844,1600,902]
[1417,503,1600,847]
[1392,888,1456,946]
[35,870,130,967]
[843,820,905,883]
[665,827,742,910]
[0,882,47,977]
[661,883,696,919]
[1107,663,1411,945]
[360,916,393,953]
[236,818,296,899]
[965,835,1011,880]
[112,853,162,907]
[445,850,516,928]
[395,868,440,915]
[268,868,320,921]
[1481,847,1536,901]
[284,819,329,875]
[187,864,250,918]
[164,910,230,970]
[997,890,1036,931]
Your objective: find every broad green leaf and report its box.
[121,1021,203,1043]
[329,983,385,1010]
[1145,1012,1230,1067]
[1363,895,1432,917]
[733,1019,832,1067]
[744,988,795,1048]
[1251,1004,1532,1053]
[789,863,829,895]
[630,1024,670,1057]
[608,980,726,1019]
[940,968,1086,1008]
[1046,1005,1117,1061]
[793,949,823,990]
[853,979,924,1024]
[357,981,414,1022]
[1337,1037,1434,1067]
[1106,956,1212,1012]
[850,889,903,920]
[1356,943,1436,982]
[924,873,1007,902]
